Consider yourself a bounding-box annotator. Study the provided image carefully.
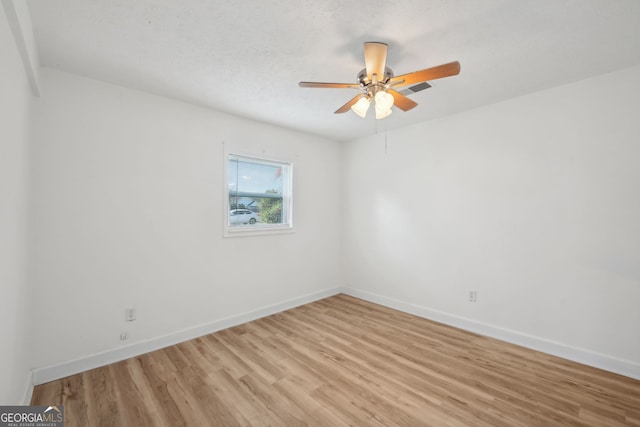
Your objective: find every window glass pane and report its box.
[228,158,283,196]
[227,154,291,231]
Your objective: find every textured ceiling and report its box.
[26,0,640,141]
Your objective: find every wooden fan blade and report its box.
[335,94,364,114]
[387,89,418,111]
[299,81,361,89]
[390,61,461,87]
[363,42,388,81]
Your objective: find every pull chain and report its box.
[384,120,388,154]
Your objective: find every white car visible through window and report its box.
[229,209,258,225]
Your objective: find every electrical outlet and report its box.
[125,308,136,322]
[469,290,477,302]
[120,331,129,340]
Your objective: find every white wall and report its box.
[30,68,342,373]
[343,65,640,378]
[0,5,33,404]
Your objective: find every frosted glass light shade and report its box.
[374,90,394,110]
[374,90,394,119]
[351,96,371,118]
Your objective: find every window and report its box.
[225,153,292,235]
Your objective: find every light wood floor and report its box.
[32,294,640,426]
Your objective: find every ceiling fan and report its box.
[299,42,461,119]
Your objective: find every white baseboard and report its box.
[342,287,640,381]
[21,370,34,405]
[32,287,341,385]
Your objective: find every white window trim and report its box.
[223,148,294,238]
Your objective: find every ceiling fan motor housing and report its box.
[357,67,394,98]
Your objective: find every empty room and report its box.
[2,0,639,425]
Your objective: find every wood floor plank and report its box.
[61,372,89,426]
[32,294,640,426]
[208,367,283,426]
[30,380,62,407]
[109,361,157,427]
[82,365,122,427]
[134,354,186,427]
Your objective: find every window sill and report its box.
[224,224,295,238]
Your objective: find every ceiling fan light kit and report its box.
[299,42,461,120]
